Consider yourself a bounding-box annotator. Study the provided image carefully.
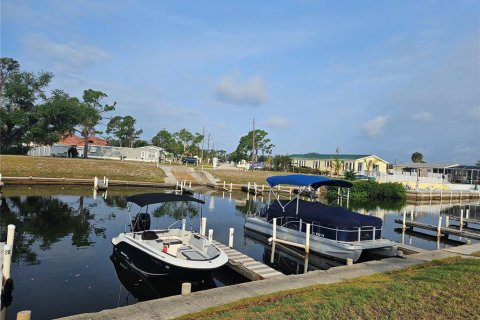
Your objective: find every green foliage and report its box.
[27,90,81,146]
[0,57,53,153]
[235,129,274,161]
[411,152,423,163]
[76,89,116,157]
[332,157,344,176]
[343,169,356,181]
[106,115,143,148]
[328,180,406,200]
[272,155,292,171]
[152,129,182,156]
[173,128,203,156]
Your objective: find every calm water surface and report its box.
[0,186,478,319]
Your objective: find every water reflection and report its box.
[110,252,217,303]
[0,186,478,319]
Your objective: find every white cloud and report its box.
[412,111,433,122]
[23,35,110,73]
[215,74,267,106]
[264,116,288,128]
[362,115,389,138]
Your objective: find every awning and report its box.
[126,193,205,207]
[266,174,353,189]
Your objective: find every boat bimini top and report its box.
[265,174,353,215]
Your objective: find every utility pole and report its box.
[201,126,205,163]
[252,118,256,162]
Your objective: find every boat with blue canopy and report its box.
[245,174,397,262]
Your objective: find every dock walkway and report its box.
[395,219,480,240]
[213,240,284,280]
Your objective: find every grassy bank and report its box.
[206,169,287,185]
[180,257,480,320]
[0,155,166,183]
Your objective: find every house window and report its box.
[325,161,330,167]
[299,160,305,166]
[313,161,319,169]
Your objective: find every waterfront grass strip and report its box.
[0,155,166,183]
[179,257,480,320]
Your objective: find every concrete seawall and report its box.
[60,243,480,320]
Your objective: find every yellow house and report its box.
[289,153,389,176]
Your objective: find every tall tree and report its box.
[411,152,424,163]
[27,90,82,146]
[235,129,274,161]
[152,129,181,155]
[76,89,115,158]
[173,129,203,156]
[0,57,53,153]
[106,115,143,148]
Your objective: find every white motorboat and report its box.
[112,193,228,279]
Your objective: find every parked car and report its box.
[182,157,198,164]
[251,162,264,170]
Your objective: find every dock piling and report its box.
[445,216,449,228]
[437,216,442,238]
[208,229,213,242]
[402,211,406,230]
[346,258,353,266]
[17,311,32,320]
[460,209,464,231]
[305,223,311,254]
[7,224,15,250]
[181,283,191,296]
[200,217,207,236]
[3,244,12,281]
[228,228,234,248]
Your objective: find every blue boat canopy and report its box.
[266,174,353,189]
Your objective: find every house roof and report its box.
[289,153,385,162]
[392,162,459,169]
[58,134,107,146]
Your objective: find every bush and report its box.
[328,180,406,201]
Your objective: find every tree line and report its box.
[0,57,277,162]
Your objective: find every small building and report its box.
[58,133,107,146]
[289,153,389,176]
[392,162,480,184]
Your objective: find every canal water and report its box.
[1,186,478,319]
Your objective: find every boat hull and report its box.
[245,217,396,262]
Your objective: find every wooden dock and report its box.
[447,216,480,226]
[394,219,480,240]
[213,241,284,280]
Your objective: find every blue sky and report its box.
[2,0,479,164]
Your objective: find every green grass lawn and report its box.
[179,257,480,320]
[0,155,166,183]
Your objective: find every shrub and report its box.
[328,180,406,201]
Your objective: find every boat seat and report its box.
[189,234,207,251]
[179,249,206,260]
[142,231,159,240]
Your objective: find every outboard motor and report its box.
[131,213,151,232]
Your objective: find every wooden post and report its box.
[208,229,213,242]
[272,218,277,241]
[16,311,32,320]
[262,184,265,191]
[223,181,226,190]
[305,223,311,254]
[3,244,12,281]
[181,282,191,296]
[200,217,207,236]
[93,176,98,190]
[7,224,15,249]
[466,208,470,219]
[410,210,414,221]
[230,183,233,192]
[346,258,353,266]
[289,187,292,195]
[105,177,109,188]
[437,216,442,238]
[460,208,464,231]
[402,211,407,230]
[247,182,250,191]
[189,181,192,188]
[228,228,234,248]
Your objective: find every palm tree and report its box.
[365,159,377,176]
[332,158,344,176]
[411,152,423,163]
